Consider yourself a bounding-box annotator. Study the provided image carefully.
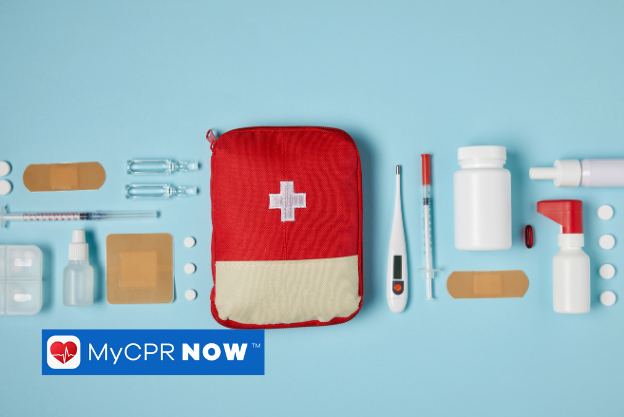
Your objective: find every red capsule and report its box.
[524,225,534,249]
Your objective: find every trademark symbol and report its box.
[252,343,261,348]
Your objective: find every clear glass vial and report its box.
[125,184,197,199]
[63,230,94,307]
[126,159,198,175]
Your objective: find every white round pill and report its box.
[598,205,614,220]
[599,234,616,250]
[0,161,11,177]
[600,264,616,279]
[0,180,12,195]
[184,237,196,248]
[600,291,616,307]
[184,263,196,274]
[185,289,197,300]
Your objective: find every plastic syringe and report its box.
[0,206,157,228]
[417,154,439,300]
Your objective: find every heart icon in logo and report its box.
[50,341,78,364]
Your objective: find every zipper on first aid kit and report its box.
[207,126,351,153]
[206,129,218,151]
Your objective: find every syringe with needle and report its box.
[0,205,157,228]
[417,154,439,300]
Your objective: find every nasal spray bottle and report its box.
[537,200,590,314]
[530,158,624,187]
[63,230,94,307]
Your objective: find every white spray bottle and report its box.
[537,200,590,314]
[530,158,624,187]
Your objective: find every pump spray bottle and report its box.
[537,200,590,314]
[63,230,94,307]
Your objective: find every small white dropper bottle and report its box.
[63,230,94,307]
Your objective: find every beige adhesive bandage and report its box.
[446,270,529,299]
[106,233,174,304]
[23,162,106,192]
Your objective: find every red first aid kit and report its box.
[208,126,363,329]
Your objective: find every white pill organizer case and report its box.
[0,245,43,315]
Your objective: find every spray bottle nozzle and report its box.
[72,229,86,243]
[537,200,583,234]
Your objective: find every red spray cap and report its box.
[537,200,583,234]
[421,154,431,185]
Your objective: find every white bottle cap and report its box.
[69,229,89,261]
[0,161,11,177]
[184,237,196,248]
[458,146,506,164]
[529,159,581,187]
[0,180,12,195]
[600,291,617,307]
[599,264,616,279]
[599,234,616,250]
[597,205,614,220]
[184,263,196,274]
[185,289,197,300]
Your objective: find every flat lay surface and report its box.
[1,1,624,415]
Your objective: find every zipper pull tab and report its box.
[206,129,218,151]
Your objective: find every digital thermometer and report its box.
[387,165,407,313]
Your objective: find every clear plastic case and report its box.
[0,245,43,315]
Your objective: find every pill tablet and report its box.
[600,291,616,307]
[184,237,196,248]
[599,234,616,250]
[185,289,197,300]
[599,264,616,279]
[184,263,196,274]
[0,161,11,177]
[598,205,614,220]
[0,180,12,195]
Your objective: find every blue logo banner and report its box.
[42,329,264,375]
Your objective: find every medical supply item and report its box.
[0,180,11,195]
[600,291,616,307]
[209,126,362,329]
[0,161,11,176]
[537,200,590,314]
[524,225,534,249]
[185,289,197,300]
[106,233,174,304]
[63,230,93,307]
[600,264,615,279]
[446,270,529,298]
[23,162,106,192]
[530,158,624,187]
[598,205,614,220]
[0,206,156,228]
[599,234,616,250]
[184,263,196,274]
[387,166,407,313]
[0,245,43,315]
[454,146,511,251]
[126,159,198,175]
[184,237,196,248]
[417,154,438,300]
[125,184,197,199]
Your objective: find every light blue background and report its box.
[1,1,623,416]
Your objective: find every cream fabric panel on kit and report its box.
[215,255,360,325]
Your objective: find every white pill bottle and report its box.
[454,146,512,251]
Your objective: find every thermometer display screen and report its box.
[393,255,402,279]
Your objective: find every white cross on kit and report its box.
[269,181,306,222]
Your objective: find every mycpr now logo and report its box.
[42,330,264,375]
